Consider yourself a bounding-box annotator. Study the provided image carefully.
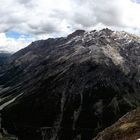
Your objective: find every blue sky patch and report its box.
[6,31,32,39]
[132,0,140,3]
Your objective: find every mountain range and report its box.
[0,28,140,140]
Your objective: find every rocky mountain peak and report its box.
[0,29,140,140]
[67,29,85,39]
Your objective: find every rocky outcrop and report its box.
[0,28,140,140]
[93,107,140,140]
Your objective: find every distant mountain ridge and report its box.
[0,51,11,66]
[0,28,140,140]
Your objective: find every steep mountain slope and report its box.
[0,28,140,140]
[93,107,140,140]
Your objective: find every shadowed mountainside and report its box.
[0,29,140,140]
[0,52,11,65]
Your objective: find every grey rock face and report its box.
[0,28,140,140]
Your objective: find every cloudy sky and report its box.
[0,0,140,53]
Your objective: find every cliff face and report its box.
[0,29,140,140]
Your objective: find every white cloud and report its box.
[1,0,140,35]
[0,0,140,52]
[0,33,35,53]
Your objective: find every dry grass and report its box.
[119,122,138,131]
